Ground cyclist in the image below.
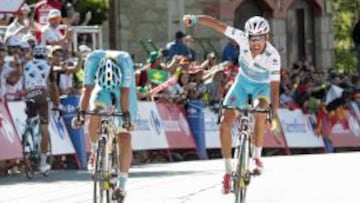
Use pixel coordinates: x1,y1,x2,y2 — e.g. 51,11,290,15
23,45,60,173
72,50,137,199
183,15,280,193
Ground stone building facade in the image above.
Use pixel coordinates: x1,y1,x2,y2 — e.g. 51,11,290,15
103,0,334,70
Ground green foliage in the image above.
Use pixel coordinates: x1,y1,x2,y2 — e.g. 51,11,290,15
332,0,360,73
75,0,109,25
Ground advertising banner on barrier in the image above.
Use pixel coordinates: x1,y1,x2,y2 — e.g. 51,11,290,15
7,101,76,155
156,102,196,149
277,109,324,148
204,108,287,149
132,101,169,150
330,110,360,147
0,102,22,160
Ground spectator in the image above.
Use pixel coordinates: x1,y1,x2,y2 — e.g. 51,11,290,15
4,68,23,101
352,15,360,75
137,51,163,87
41,9,73,48
222,39,239,65
187,66,206,100
204,69,226,112
0,48,6,100
4,4,32,43
166,31,191,61
6,36,22,57
201,52,218,71
184,35,196,61
62,2,92,26
22,33,37,50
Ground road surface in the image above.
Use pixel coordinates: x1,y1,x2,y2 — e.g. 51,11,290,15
1,152,359,203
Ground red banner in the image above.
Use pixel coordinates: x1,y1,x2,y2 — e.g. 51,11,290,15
264,117,288,149
330,111,360,147
156,102,196,149
0,101,22,160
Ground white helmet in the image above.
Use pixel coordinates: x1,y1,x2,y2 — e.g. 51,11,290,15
32,45,49,58
96,58,122,90
244,16,270,36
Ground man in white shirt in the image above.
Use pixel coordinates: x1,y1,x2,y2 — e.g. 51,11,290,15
4,4,32,43
41,9,73,47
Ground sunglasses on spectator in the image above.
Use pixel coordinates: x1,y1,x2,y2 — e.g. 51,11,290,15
248,35,266,41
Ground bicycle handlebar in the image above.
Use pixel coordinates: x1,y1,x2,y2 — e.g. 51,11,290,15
217,105,273,125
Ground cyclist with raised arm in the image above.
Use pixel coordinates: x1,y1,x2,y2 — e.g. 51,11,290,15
183,15,280,194
72,50,137,199
23,45,60,173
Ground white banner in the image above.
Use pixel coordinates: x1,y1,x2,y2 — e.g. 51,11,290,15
204,108,238,149
278,109,324,148
0,0,24,13
7,101,76,155
132,101,169,150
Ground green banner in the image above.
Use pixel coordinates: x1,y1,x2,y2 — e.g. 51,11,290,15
147,69,169,85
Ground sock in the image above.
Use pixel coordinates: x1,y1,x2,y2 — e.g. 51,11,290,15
40,153,47,166
117,172,128,189
253,147,262,159
224,158,232,174
91,142,97,155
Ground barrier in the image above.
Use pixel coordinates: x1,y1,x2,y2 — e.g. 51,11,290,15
156,102,196,149
185,100,207,160
277,109,324,148
60,95,87,169
3,99,360,163
131,101,169,150
0,101,22,160
7,101,76,156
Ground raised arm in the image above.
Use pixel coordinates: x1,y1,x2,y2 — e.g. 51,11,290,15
183,15,228,35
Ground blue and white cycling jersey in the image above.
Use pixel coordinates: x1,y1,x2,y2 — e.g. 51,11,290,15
222,26,281,107
83,50,138,124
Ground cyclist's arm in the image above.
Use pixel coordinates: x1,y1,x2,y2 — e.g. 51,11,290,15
269,52,281,115
79,85,93,111
120,87,129,112
196,15,228,34
120,55,134,113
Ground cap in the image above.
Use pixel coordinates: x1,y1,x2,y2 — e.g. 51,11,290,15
48,9,62,20
20,40,30,49
22,33,36,42
7,36,21,47
79,45,92,57
175,31,185,40
146,51,161,63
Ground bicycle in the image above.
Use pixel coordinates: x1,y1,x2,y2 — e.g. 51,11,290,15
78,110,124,203
217,94,272,203
22,100,58,179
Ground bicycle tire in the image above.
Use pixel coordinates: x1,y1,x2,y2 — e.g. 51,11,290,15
109,139,123,203
94,139,106,203
22,129,35,179
234,133,250,203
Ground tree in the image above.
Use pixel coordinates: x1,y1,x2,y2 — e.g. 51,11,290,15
332,0,360,73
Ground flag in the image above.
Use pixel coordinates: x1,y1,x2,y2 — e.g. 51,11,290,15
325,85,343,105
149,75,179,96
147,69,169,85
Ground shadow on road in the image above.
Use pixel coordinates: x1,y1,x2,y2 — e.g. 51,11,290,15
130,170,200,178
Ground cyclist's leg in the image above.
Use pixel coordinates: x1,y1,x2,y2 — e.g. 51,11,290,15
252,83,271,172
88,88,111,170
114,83,137,195
36,94,51,172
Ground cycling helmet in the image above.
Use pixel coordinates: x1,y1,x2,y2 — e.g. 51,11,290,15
96,57,122,90
244,16,270,36
32,45,49,59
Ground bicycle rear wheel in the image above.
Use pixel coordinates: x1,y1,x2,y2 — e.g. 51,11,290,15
234,133,250,203
109,139,123,203
22,129,35,179
94,139,106,203
41,135,53,177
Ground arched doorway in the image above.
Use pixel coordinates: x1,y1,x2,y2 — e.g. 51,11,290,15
286,0,316,67
233,0,263,29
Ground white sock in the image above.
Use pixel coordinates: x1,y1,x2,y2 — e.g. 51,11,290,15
40,153,47,166
224,158,232,174
117,172,128,189
253,147,262,159
91,142,97,155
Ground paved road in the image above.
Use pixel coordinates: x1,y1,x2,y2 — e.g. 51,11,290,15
1,152,360,203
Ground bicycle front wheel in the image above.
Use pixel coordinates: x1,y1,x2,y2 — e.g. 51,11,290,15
94,139,106,203
234,134,250,203
22,129,35,179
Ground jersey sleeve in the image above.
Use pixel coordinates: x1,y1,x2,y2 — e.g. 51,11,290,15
83,52,101,86
269,51,281,82
224,26,247,47
118,54,134,88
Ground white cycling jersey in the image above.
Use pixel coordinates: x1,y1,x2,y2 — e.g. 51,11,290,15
224,26,281,83
23,59,51,90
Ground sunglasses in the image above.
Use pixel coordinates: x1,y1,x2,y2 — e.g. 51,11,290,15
248,35,266,41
